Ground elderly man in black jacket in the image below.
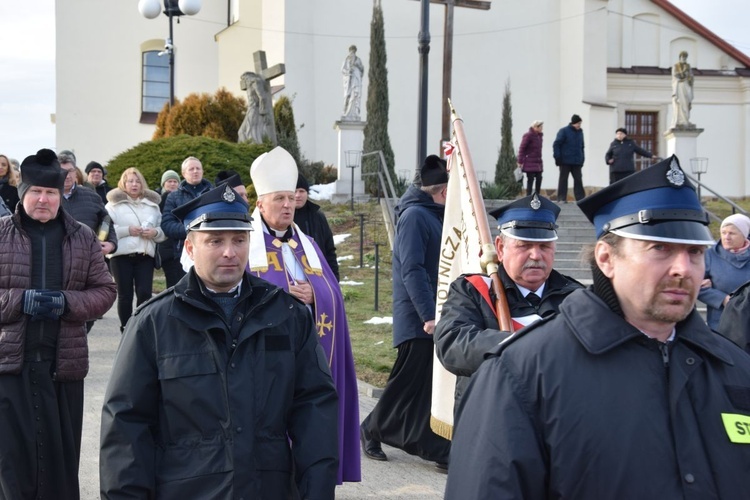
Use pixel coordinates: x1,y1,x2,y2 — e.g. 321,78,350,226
100,185,339,499
293,174,339,281
434,194,582,422
446,157,750,499
604,127,653,184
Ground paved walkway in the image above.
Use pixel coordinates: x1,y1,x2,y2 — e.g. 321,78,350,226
79,306,447,499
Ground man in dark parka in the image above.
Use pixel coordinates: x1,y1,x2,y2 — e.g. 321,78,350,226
293,174,340,281
100,185,339,499
446,156,750,499
360,155,451,468
434,194,582,421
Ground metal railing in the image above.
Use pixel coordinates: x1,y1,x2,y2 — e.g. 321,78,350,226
685,173,748,223
362,150,397,249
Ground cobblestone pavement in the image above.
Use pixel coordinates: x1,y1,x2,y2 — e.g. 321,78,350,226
80,306,447,499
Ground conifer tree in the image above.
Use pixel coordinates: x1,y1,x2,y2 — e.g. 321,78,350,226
362,0,396,196
274,95,302,165
495,79,520,195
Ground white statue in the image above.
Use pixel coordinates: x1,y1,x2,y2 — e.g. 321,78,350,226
671,51,694,128
341,45,364,120
238,71,277,144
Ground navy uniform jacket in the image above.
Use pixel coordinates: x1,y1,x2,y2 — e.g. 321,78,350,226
446,288,750,499
100,271,339,499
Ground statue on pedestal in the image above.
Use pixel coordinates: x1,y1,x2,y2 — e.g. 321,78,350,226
671,51,694,128
341,45,364,121
238,71,277,144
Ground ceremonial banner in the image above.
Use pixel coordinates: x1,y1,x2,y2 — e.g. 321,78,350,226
430,141,488,440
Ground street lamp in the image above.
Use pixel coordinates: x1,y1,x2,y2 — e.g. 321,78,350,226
345,150,362,211
138,0,202,107
689,157,708,202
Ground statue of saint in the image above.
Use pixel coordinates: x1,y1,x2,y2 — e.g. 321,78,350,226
671,51,694,128
341,45,364,120
238,71,277,144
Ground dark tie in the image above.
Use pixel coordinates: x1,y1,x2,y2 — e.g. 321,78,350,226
526,292,541,309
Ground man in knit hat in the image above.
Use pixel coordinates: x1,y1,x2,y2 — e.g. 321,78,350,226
101,184,338,498
85,160,111,204
552,114,586,202
247,146,361,484
293,173,339,280
158,169,180,195
446,156,750,498
0,148,116,499
361,154,452,470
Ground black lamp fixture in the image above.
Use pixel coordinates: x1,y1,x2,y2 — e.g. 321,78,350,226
138,0,202,107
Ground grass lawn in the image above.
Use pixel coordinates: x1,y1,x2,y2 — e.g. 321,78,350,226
152,198,396,388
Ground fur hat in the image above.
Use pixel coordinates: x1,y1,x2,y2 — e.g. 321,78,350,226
419,155,448,187
18,148,67,201
250,147,298,196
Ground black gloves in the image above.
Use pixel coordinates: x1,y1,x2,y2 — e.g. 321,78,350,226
23,289,66,321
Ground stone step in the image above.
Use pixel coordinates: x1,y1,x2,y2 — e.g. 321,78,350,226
556,227,598,238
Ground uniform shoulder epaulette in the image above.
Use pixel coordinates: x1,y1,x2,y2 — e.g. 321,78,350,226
132,287,174,317
486,312,559,358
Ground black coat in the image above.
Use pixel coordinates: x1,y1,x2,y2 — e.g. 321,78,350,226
446,288,750,499
100,271,339,499
605,137,652,173
0,180,19,212
434,268,582,410
160,179,213,254
294,200,339,280
61,184,117,252
717,280,750,352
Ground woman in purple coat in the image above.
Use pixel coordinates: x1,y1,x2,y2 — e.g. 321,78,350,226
517,120,544,196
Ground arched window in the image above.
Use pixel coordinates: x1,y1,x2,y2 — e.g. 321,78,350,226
140,40,169,123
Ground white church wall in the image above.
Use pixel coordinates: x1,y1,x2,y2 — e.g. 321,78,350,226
56,0,224,166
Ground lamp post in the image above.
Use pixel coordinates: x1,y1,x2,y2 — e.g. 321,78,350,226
138,0,202,107
689,157,708,202
345,150,362,211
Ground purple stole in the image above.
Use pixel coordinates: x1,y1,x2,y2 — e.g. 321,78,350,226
248,231,361,483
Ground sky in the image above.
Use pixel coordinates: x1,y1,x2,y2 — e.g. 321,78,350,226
0,0,747,164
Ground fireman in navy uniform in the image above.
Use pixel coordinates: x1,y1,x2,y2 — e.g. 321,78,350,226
446,156,750,499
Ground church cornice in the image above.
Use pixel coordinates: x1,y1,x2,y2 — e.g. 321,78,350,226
651,0,750,68
608,67,750,77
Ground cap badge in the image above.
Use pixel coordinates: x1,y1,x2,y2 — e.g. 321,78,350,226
530,194,541,210
666,157,685,187
222,185,236,202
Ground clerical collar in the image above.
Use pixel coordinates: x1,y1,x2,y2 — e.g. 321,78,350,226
261,216,294,242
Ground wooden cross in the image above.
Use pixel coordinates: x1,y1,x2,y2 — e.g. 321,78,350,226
411,0,491,147
253,50,286,87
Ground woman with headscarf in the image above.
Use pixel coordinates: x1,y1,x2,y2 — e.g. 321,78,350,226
105,167,166,332
698,213,750,331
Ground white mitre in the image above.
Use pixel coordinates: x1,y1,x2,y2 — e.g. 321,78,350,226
248,146,322,272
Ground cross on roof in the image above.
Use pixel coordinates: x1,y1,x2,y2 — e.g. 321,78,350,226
253,50,285,83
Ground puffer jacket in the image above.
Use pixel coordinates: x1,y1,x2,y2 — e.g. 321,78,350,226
105,188,166,258
552,124,585,166
100,271,339,499
0,208,117,380
517,127,543,173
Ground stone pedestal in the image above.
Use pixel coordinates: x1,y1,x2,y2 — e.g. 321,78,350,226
664,126,704,167
332,119,366,204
